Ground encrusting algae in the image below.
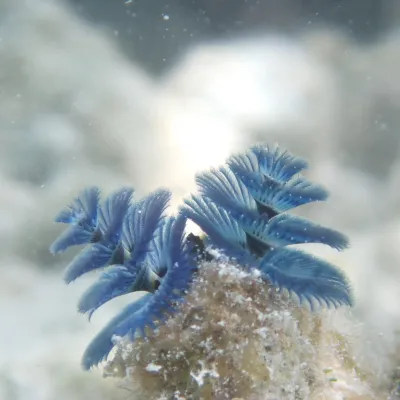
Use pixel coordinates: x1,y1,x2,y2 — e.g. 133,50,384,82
105,261,379,400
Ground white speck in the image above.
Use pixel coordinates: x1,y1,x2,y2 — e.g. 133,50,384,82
190,361,219,386
255,327,269,339
40,184,45,188
163,14,170,21
111,334,124,345
145,362,163,373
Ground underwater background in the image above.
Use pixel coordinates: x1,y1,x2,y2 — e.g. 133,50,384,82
1,0,400,398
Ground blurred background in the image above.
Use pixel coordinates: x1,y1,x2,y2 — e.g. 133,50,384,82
1,0,400,398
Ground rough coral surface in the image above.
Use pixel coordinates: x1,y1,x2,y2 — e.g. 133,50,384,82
105,261,377,400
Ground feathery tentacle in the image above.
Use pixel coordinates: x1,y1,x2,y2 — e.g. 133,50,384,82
180,195,254,262
63,243,121,283
146,217,175,277
249,144,309,182
96,187,134,246
227,211,349,254
112,215,197,341
195,166,257,215
50,225,96,255
258,247,353,309
265,213,349,251
81,293,153,370
77,189,171,315
63,188,133,283
54,186,100,226
229,164,328,214
122,188,171,265
78,265,138,319
81,215,197,370
49,186,100,254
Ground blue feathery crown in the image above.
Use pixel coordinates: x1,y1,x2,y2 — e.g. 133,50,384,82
50,144,353,370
